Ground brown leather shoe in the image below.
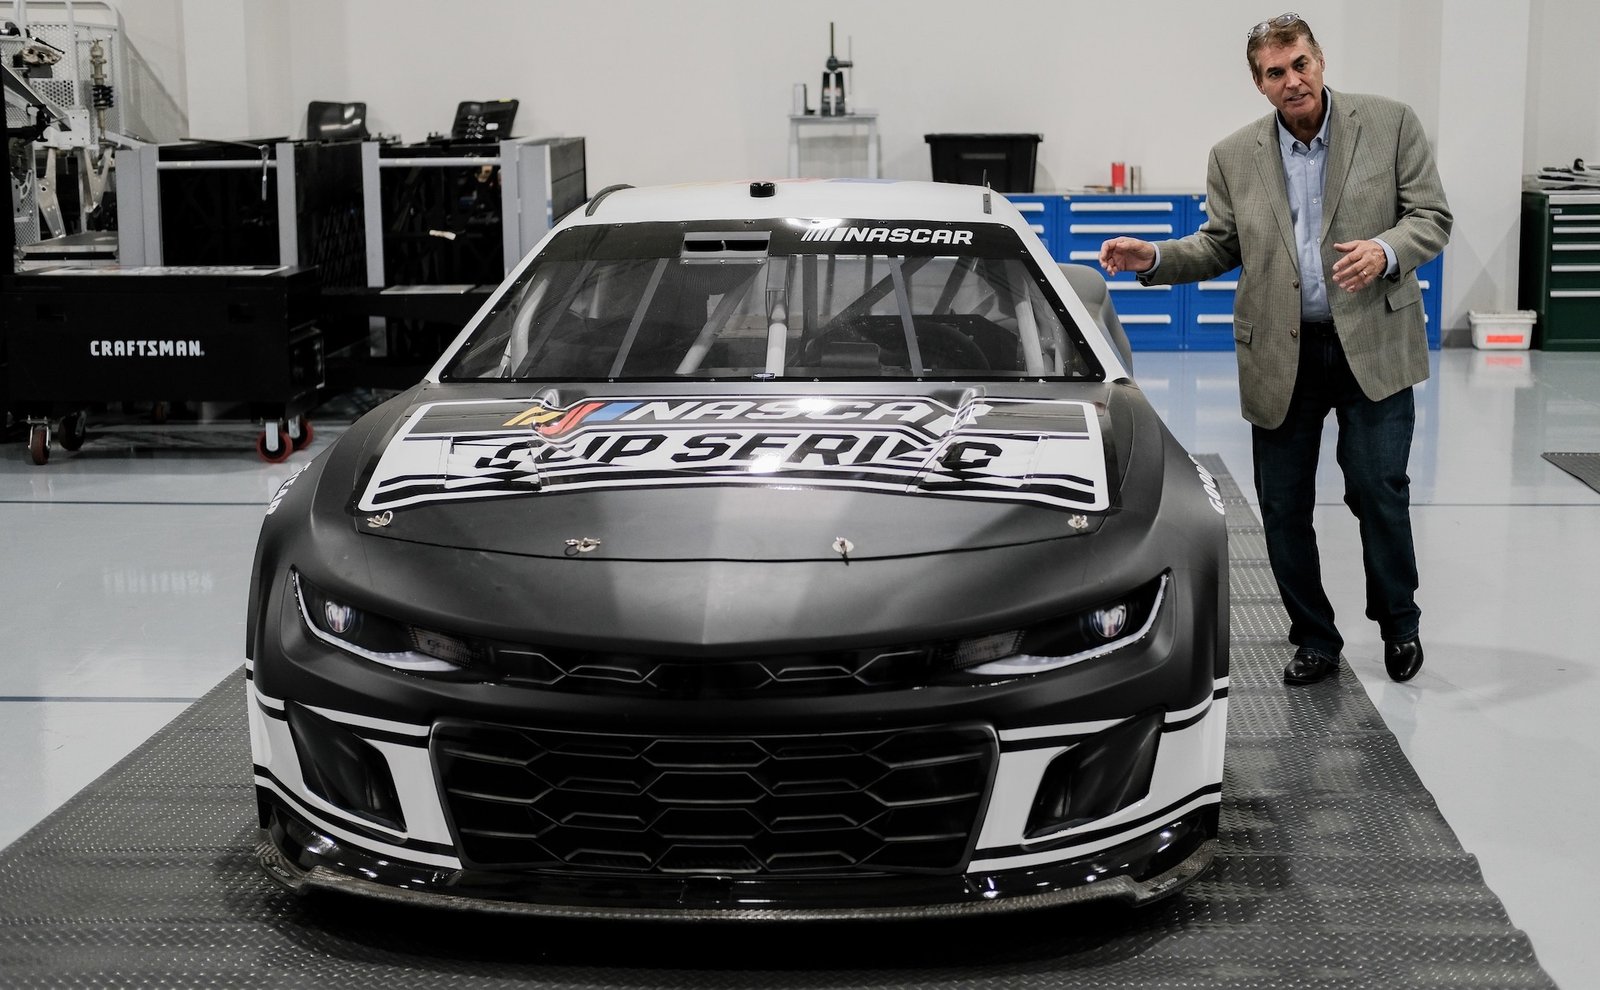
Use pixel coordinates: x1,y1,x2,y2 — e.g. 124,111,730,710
1283,647,1341,685
1384,637,1424,682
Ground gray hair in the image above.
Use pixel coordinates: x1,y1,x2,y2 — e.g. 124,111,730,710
1247,15,1323,81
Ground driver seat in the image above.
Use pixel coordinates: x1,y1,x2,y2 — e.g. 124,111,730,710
1059,263,1134,373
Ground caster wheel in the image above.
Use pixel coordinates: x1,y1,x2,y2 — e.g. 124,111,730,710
289,418,314,451
256,422,294,464
28,425,50,465
58,411,88,452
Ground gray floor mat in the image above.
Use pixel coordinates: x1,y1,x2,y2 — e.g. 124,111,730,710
1542,451,1600,495
0,455,1556,989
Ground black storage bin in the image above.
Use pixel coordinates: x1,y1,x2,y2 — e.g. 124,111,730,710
925,133,1042,192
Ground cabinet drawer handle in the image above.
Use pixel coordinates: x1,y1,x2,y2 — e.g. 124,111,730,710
1553,227,1600,234
1551,264,1600,272
1552,289,1600,297
1552,244,1600,251
1120,315,1173,325
1067,202,1174,213
1030,224,1046,234
1068,250,1099,261
1070,224,1173,234
1012,202,1046,213
1107,282,1173,291
1195,314,1234,325
1198,281,1238,291
1418,280,1431,290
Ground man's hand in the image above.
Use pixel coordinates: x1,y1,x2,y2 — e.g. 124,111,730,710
1332,239,1386,293
1099,237,1156,276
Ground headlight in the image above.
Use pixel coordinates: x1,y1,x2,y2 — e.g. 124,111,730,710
291,570,482,673
956,573,1168,677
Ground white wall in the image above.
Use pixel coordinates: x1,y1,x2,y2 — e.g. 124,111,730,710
242,0,292,144
258,0,1433,192
177,0,248,140
1524,0,1600,172
1436,2,1531,322
89,0,1600,330
106,0,186,119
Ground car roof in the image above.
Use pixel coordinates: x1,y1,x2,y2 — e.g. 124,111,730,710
568,178,1022,227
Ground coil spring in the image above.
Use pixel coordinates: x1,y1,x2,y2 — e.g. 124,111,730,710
92,84,114,110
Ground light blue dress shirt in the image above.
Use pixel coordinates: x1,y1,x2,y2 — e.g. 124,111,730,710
1279,98,1333,321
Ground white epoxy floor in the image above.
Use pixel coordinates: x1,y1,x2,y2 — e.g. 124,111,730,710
1,348,1595,987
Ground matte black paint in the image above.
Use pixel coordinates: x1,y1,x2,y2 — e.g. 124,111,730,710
249,371,1227,915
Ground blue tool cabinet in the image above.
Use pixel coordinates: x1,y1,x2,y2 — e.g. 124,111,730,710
1009,191,1443,350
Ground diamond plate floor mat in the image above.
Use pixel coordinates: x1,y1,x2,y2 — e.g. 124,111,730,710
1542,451,1600,495
0,457,1557,989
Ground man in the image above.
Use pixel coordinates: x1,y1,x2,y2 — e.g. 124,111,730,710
1099,13,1451,686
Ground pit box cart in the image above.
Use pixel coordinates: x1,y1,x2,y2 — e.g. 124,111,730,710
2,264,324,464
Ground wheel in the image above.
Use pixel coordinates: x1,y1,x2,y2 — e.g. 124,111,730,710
256,422,294,464
288,417,314,451
58,411,88,452
28,425,50,465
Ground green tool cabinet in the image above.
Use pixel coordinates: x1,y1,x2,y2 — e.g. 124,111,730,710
1008,191,1442,351
1519,184,1600,351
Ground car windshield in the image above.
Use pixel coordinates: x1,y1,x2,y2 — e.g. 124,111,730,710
439,219,1102,382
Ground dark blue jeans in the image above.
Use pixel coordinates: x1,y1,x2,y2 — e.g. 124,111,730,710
1251,327,1420,657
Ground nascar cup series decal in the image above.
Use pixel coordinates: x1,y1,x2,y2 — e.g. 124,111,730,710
356,395,1110,513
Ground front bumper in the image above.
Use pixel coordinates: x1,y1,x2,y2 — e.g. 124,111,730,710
246,659,1227,917
247,512,1228,916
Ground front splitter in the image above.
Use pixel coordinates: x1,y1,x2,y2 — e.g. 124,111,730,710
259,803,1218,922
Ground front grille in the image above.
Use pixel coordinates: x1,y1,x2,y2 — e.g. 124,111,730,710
491,644,946,698
432,721,996,875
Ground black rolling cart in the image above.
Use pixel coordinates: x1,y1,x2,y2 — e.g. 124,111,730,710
1,129,365,465
2,264,323,464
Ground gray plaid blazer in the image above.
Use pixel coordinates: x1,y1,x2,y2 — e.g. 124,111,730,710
1141,89,1452,429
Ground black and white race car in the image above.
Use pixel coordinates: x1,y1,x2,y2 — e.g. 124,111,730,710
247,178,1229,920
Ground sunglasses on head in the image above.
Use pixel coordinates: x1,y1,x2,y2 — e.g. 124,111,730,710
1247,12,1302,38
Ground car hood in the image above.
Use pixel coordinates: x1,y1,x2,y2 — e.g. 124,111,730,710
340,384,1144,561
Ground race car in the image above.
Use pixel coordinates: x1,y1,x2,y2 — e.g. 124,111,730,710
246,177,1229,920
